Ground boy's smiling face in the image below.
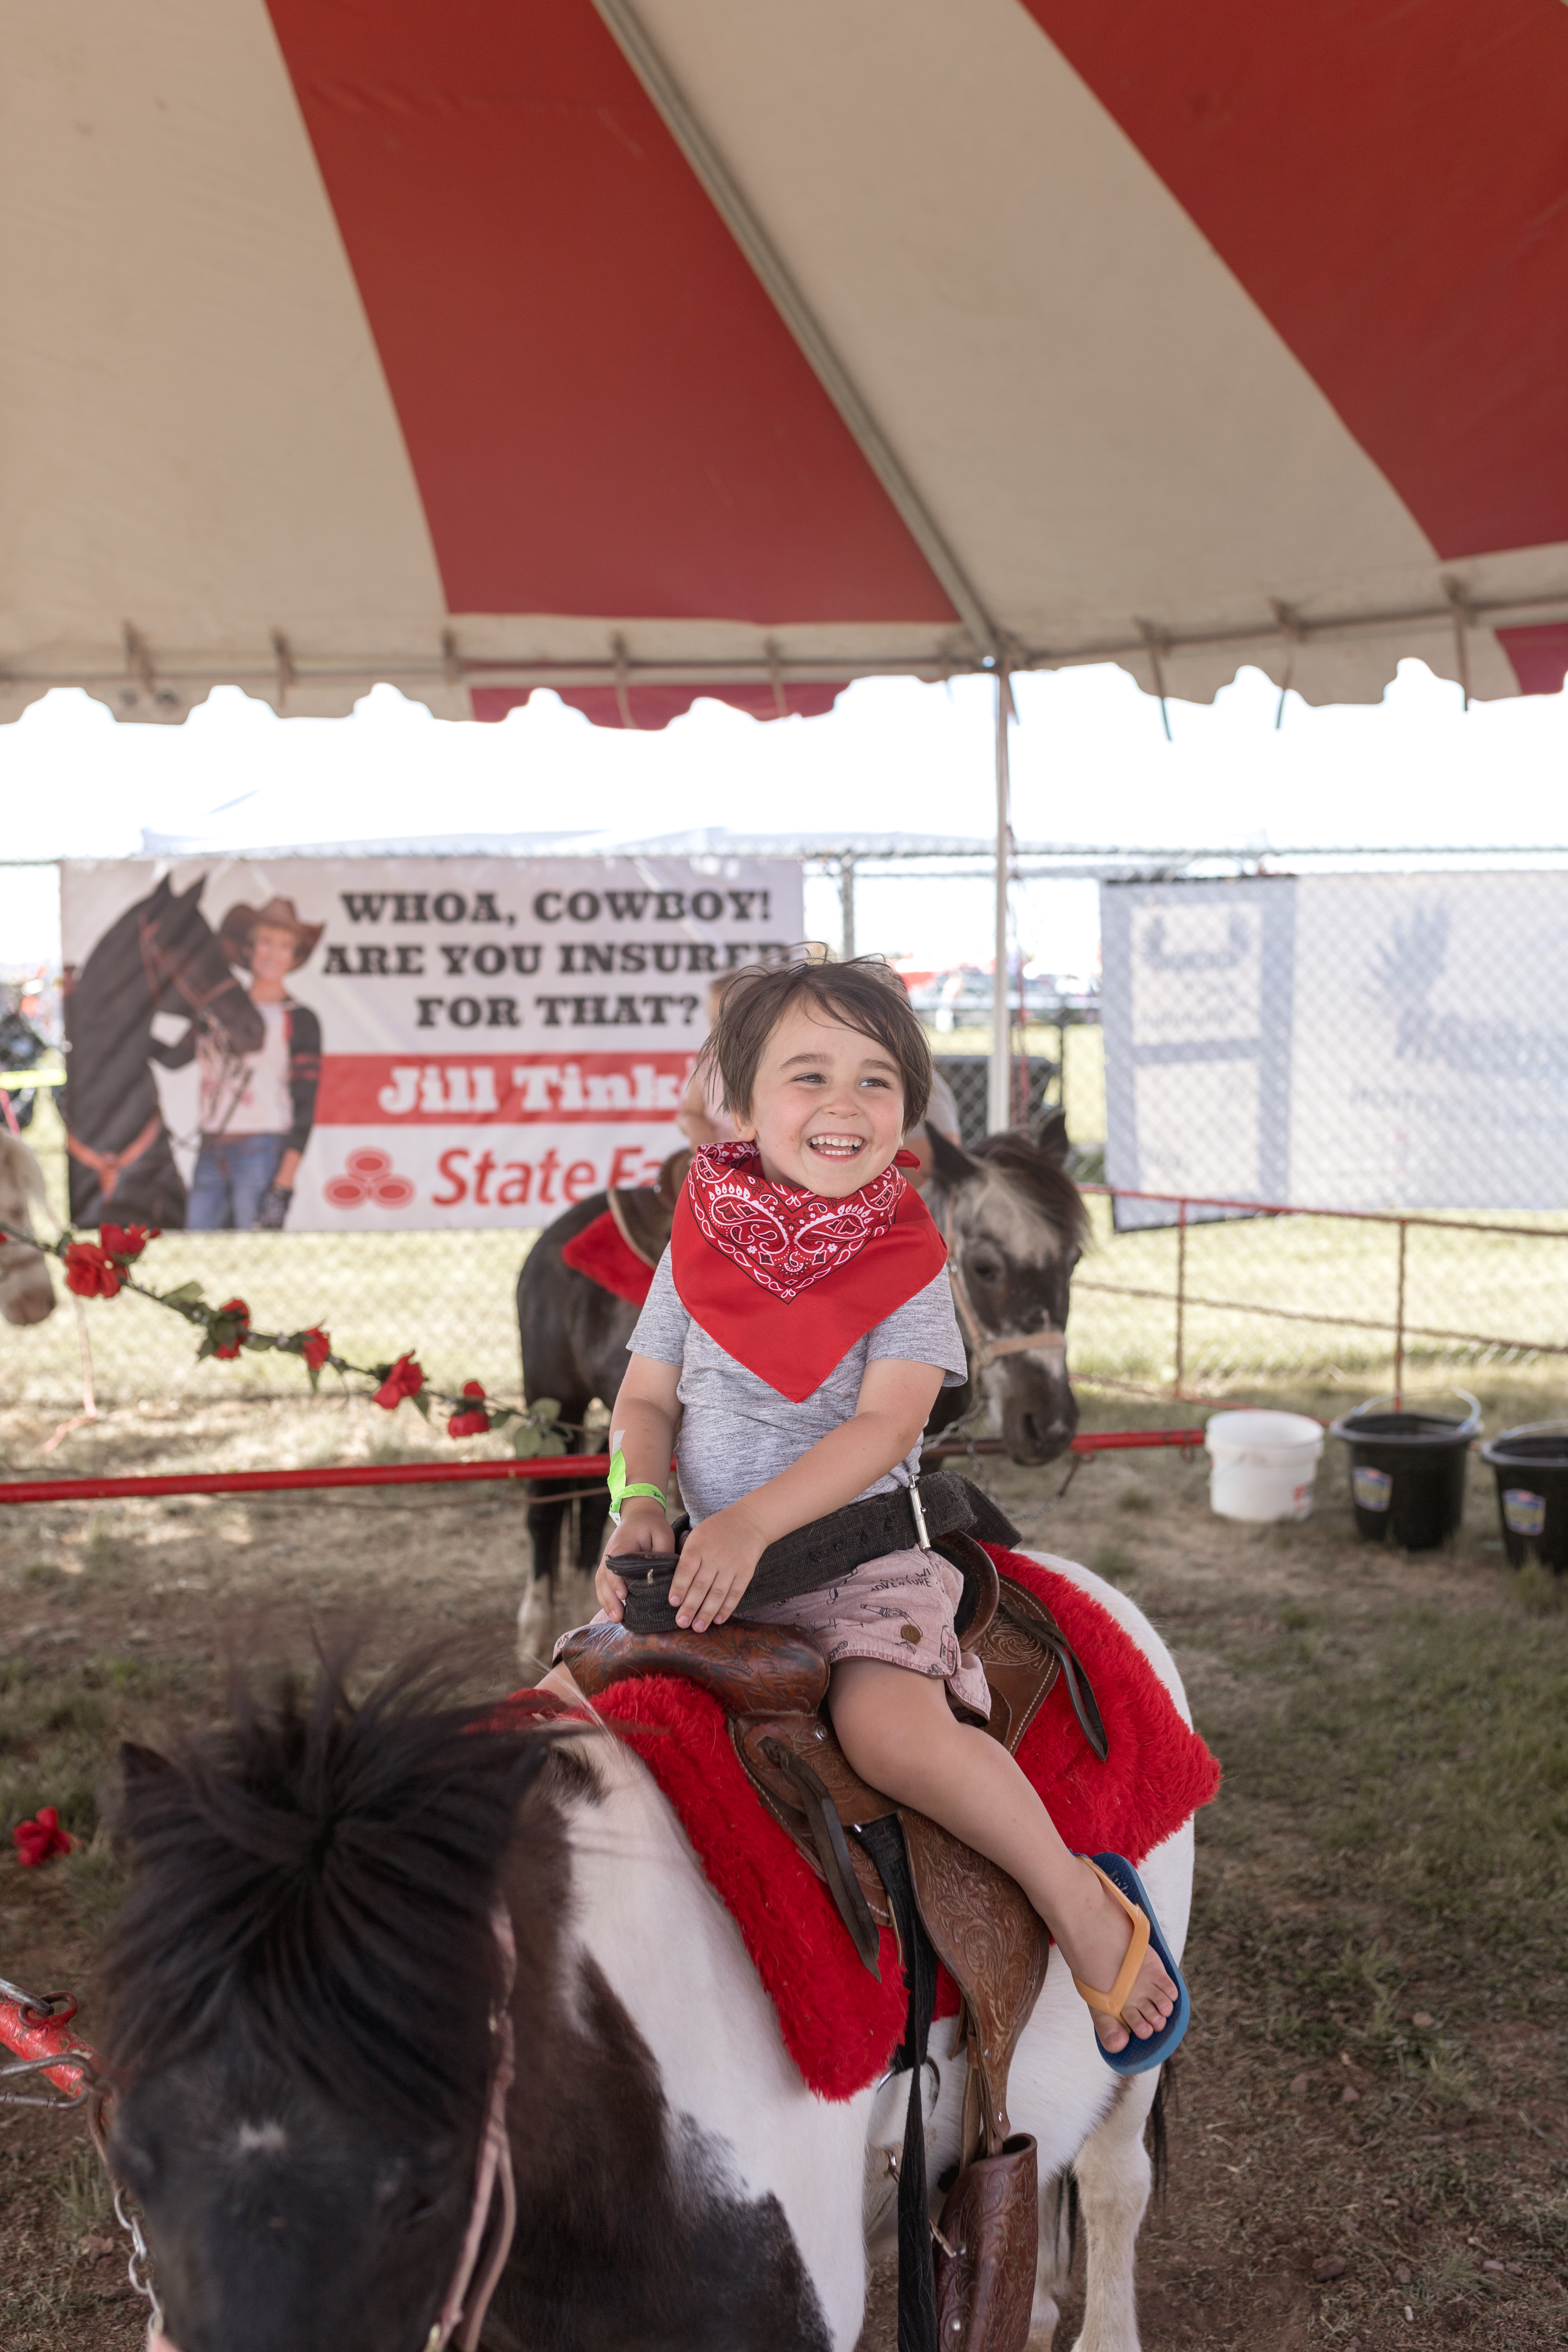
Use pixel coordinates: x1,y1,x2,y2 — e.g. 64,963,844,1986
735,1002,906,1196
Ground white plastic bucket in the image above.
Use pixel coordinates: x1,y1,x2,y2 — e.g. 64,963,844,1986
1205,1410,1324,1523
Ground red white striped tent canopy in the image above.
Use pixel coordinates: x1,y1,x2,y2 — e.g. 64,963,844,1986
6,0,1568,730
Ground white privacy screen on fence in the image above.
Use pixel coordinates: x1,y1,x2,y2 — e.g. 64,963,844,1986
1100,871,1568,1222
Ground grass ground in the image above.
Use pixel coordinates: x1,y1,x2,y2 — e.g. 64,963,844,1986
0,1393,1564,2348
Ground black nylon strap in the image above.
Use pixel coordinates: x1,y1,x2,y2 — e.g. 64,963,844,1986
857,1815,939,2352
619,1473,1019,1632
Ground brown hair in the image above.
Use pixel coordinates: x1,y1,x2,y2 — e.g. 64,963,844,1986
701,956,932,1130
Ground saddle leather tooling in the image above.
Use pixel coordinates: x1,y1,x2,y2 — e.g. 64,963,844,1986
559,1512,1109,2352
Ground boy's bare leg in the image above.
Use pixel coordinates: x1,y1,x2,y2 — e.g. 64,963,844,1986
830,1658,1176,2053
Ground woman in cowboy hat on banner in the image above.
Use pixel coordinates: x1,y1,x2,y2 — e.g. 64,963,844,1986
155,896,323,1230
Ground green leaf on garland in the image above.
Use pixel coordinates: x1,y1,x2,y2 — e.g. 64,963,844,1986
160,1280,206,1309
410,1387,431,1420
306,1361,322,1396
511,1417,567,1459
531,1396,563,1421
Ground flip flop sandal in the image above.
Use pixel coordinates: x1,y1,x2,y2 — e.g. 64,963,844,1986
1071,1851,1191,2078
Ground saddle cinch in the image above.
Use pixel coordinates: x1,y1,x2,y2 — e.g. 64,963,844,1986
558,1476,1109,2352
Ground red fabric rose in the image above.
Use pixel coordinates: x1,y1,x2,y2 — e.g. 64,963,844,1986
211,1298,251,1360
447,1380,490,1438
63,1242,123,1300
100,1222,158,1261
374,1354,424,1410
299,1326,331,1371
13,1807,74,1867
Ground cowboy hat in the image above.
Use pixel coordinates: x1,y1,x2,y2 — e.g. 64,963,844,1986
218,896,324,972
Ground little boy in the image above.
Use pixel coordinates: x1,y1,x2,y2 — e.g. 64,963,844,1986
562,956,1179,2057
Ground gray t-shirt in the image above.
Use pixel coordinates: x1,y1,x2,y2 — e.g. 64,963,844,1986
628,1250,968,1522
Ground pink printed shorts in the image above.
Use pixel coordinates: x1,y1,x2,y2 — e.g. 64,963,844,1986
743,1545,992,1719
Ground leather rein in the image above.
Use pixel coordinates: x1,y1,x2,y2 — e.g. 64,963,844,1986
943,1200,1066,1372
423,1903,519,2352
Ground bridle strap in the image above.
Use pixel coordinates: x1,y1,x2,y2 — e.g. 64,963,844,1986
427,1903,518,2352
943,1199,1066,1374
65,1116,163,1201
137,916,238,1024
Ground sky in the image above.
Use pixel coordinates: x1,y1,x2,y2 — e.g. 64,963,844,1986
2,655,1566,980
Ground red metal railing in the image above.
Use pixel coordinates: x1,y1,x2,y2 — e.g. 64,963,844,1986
1080,1183,1568,1404
0,1427,1205,1507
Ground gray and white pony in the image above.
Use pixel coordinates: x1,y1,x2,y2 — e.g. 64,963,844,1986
102,1568,1189,2352
0,1133,57,1325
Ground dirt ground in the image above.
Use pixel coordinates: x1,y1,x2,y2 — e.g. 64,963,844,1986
0,1390,1565,2348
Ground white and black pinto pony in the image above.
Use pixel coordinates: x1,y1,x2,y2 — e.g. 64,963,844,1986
101,1571,1190,2352
514,1119,1087,1661
0,1132,57,1325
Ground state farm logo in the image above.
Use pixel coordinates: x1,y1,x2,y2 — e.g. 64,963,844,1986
324,1147,416,1210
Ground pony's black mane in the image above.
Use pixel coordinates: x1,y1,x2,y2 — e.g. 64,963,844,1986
100,1646,553,2132
971,1130,1090,1254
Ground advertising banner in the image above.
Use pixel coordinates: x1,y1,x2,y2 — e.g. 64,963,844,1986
1101,871,1568,1219
59,856,802,1230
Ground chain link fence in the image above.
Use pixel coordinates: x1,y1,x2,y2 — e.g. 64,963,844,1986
13,1085,1568,1429
8,861,1568,1433
9,1089,535,1412
1068,1188,1568,1415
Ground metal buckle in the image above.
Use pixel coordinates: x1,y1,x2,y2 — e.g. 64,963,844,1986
908,1482,933,1552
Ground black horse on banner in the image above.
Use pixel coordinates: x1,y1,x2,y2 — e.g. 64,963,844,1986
63,876,265,1229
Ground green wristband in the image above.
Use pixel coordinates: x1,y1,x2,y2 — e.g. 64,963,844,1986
607,1449,667,1521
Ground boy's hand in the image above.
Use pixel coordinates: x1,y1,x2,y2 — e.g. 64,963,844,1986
596,1496,673,1622
670,1504,765,1632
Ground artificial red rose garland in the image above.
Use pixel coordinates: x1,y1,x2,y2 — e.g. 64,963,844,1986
13,1807,74,1867
447,1380,492,1438
61,1222,159,1301
6,1222,568,1457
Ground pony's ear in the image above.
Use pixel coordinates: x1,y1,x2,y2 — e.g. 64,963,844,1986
177,874,207,905
1031,1106,1070,1163
118,1740,175,1788
926,1123,980,1189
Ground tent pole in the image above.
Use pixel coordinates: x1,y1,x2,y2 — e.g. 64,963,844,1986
838,853,856,960
988,672,1013,1135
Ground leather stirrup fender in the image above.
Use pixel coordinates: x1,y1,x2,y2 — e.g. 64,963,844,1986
990,1573,1109,1761
756,1738,883,1978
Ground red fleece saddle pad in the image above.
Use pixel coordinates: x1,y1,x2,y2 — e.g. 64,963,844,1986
510,1547,1220,2102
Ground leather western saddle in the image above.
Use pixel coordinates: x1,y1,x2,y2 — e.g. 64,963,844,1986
558,1521,1107,2352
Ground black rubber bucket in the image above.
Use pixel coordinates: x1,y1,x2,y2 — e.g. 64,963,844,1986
1478,1424,1568,1571
1328,1392,1481,1551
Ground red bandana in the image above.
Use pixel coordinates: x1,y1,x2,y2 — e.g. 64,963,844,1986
670,1141,947,1401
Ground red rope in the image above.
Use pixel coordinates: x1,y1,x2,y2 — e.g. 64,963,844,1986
0,1430,1204,1507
